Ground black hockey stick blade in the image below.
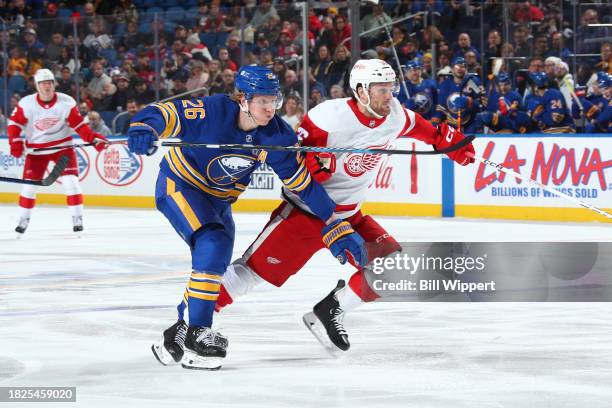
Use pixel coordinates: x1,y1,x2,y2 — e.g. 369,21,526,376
161,135,476,156
0,155,69,186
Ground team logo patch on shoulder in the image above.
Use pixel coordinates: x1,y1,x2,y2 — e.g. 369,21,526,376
207,154,256,185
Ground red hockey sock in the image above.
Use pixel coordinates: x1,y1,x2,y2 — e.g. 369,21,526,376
348,270,380,302
214,285,234,312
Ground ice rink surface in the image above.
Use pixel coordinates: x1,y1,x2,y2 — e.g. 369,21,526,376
1,204,611,408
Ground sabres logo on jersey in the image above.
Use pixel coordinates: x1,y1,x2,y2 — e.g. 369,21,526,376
206,154,257,185
446,92,463,114
413,92,433,114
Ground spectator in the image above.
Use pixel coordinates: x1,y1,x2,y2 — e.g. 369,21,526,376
21,28,45,60
171,73,189,97
186,61,209,92
544,56,561,87
132,78,155,105
218,47,238,71
528,56,544,73
312,45,333,91
280,94,301,129
484,29,502,62
226,35,243,66
329,84,345,99
376,26,413,65
555,61,575,110
206,59,222,89
277,29,299,59
258,15,281,45
113,0,139,27
360,4,392,49
281,69,301,99
58,47,80,75
38,3,65,39
576,9,610,60
452,32,480,61
548,31,572,61
253,32,274,57
56,67,73,95
512,1,544,23
465,50,481,76
332,15,352,51
119,99,139,135
111,72,131,111
46,33,66,63
309,84,326,108
209,68,235,95
8,47,27,77
88,111,112,137
249,0,279,30
595,42,612,74
87,62,112,105
316,17,335,51
121,20,143,50
512,25,533,63
533,35,550,58
327,44,351,92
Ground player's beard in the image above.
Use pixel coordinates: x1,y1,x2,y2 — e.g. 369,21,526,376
372,101,391,117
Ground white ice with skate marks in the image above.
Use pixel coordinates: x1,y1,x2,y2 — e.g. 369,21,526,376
0,205,611,407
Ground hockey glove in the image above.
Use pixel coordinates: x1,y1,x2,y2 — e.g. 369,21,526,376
305,152,336,183
91,133,109,152
9,139,24,158
321,219,367,267
436,123,475,166
127,123,159,156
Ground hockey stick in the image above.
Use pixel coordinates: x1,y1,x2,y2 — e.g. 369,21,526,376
32,139,127,152
160,135,475,156
466,152,612,219
0,154,69,186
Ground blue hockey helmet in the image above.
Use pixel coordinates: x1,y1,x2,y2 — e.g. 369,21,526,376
451,56,466,67
413,92,432,114
596,71,611,89
496,73,511,84
405,59,422,71
529,71,548,88
235,65,283,108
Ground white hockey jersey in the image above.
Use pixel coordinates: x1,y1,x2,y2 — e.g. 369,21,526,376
7,92,89,155
285,97,442,218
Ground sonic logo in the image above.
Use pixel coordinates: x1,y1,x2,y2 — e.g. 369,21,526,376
96,144,143,186
34,117,61,131
207,154,256,185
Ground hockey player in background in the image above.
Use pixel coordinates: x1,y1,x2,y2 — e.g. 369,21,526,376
152,59,475,359
434,57,482,133
525,71,575,133
7,68,109,235
475,73,531,133
573,72,612,133
397,60,438,120
127,65,367,370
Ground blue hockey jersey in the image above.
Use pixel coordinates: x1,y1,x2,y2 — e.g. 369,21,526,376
130,94,335,220
525,88,574,133
434,75,482,128
397,79,438,119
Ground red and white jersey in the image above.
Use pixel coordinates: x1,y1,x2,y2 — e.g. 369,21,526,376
7,92,88,155
286,97,440,218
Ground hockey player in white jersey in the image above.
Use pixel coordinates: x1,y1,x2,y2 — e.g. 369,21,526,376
7,69,109,235
153,59,475,361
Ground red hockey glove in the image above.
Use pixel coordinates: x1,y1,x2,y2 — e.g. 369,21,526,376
305,152,336,183
436,123,475,166
10,139,24,158
91,133,109,152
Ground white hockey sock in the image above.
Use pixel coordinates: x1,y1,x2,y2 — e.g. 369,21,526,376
337,284,364,313
222,258,265,301
68,204,84,217
60,175,84,217
18,184,37,219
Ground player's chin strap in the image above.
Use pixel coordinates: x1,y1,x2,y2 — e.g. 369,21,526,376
352,87,383,119
239,99,263,128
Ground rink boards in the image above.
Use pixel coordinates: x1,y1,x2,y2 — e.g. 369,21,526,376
0,134,610,223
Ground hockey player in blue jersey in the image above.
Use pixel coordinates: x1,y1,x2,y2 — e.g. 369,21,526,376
126,65,367,370
475,73,531,133
433,57,482,133
397,60,438,119
584,72,612,133
525,71,575,133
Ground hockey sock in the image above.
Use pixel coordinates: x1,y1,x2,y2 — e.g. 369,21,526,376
217,260,264,312
346,270,380,307
18,184,37,218
177,288,188,320
61,175,83,217
187,270,222,327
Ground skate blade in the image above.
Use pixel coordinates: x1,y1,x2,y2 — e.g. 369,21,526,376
181,349,223,370
151,336,179,366
302,312,344,358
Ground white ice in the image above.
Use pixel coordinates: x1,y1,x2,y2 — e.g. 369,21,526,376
1,204,611,408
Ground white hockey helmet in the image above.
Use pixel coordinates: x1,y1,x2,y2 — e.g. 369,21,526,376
34,69,56,93
349,59,397,118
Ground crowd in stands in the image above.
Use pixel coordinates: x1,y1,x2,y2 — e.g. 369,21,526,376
0,0,610,135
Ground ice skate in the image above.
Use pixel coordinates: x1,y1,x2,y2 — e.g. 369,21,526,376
72,215,83,234
15,217,30,237
303,279,350,354
151,319,188,366
181,326,228,370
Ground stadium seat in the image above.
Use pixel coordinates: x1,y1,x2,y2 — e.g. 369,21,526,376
165,6,184,22
99,111,118,129
57,8,73,23
144,7,164,23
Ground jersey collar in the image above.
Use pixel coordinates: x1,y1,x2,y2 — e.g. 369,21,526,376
347,99,387,128
36,93,58,109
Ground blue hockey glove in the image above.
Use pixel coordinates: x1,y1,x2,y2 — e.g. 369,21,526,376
127,122,159,156
321,219,367,267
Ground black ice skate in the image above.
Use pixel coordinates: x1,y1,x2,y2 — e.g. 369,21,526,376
181,326,228,370
15,217,30,236
72,216,83,233
303,279,350,354
151,319,188,366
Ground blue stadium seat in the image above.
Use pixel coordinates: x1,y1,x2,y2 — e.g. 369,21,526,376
57,8,73,23
144,7,164,23
8,75,26,94
99,111,118,129
165,6,184,22
216,32,230,49
114,114,131,136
